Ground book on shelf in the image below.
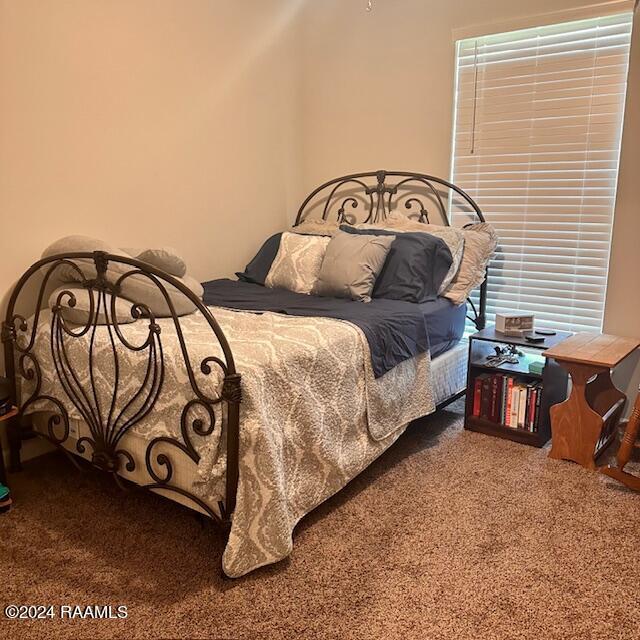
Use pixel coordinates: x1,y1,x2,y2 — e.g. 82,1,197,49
471,372,543,432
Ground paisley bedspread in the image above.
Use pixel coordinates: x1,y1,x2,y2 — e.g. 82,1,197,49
21,306,435,577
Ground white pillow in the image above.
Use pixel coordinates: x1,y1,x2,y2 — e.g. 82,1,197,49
265,232,330,294
442,223,497,305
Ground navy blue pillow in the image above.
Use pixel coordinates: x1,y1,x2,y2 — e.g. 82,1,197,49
236,233,282,285
340,225,453,303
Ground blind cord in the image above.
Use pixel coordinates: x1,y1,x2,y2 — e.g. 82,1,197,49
470,40,479,155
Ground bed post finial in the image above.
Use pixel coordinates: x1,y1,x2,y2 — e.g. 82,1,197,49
92,250,109,281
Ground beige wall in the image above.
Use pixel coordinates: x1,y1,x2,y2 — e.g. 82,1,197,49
297,0,593,191
0,0,303,299
0,0,304,463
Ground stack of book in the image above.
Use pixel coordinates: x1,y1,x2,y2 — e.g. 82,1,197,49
471,373,542,432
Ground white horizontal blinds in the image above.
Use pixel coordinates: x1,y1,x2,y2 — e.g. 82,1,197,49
451,13,633,332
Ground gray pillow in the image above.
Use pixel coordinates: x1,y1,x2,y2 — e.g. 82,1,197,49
41,235,131,284
120,273,204,317
48,286,136,326
41,236,203,317
313,230,395,302
135,247,187,278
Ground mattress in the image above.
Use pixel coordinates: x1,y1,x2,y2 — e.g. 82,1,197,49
431,341,468,405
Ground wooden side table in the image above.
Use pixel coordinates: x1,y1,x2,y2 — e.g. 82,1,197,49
543,333,640,470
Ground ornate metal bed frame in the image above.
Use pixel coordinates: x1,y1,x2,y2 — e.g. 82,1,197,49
2,169,487,551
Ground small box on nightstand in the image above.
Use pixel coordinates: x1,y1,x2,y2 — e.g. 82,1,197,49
495,312,535,336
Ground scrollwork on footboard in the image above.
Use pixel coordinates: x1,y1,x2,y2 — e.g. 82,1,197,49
1,251,240,526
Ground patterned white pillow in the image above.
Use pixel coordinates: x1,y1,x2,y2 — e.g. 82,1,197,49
265,232,330,294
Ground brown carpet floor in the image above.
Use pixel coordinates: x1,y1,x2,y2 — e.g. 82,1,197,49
2,400,640,640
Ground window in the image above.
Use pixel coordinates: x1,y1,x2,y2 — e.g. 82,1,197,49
451,13,633,332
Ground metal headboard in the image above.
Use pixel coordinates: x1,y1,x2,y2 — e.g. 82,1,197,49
295,169,488,330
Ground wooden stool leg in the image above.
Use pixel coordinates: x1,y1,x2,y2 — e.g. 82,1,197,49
617,401,640,470
601,389,640,491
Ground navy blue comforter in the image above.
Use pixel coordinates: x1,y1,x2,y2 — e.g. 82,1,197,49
202,279,466,378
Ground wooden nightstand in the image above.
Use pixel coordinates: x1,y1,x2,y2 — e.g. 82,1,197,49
543,333,640,470
464,327,572,447
0,406,18,486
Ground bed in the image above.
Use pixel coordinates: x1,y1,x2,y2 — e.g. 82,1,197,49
2,170,489,577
